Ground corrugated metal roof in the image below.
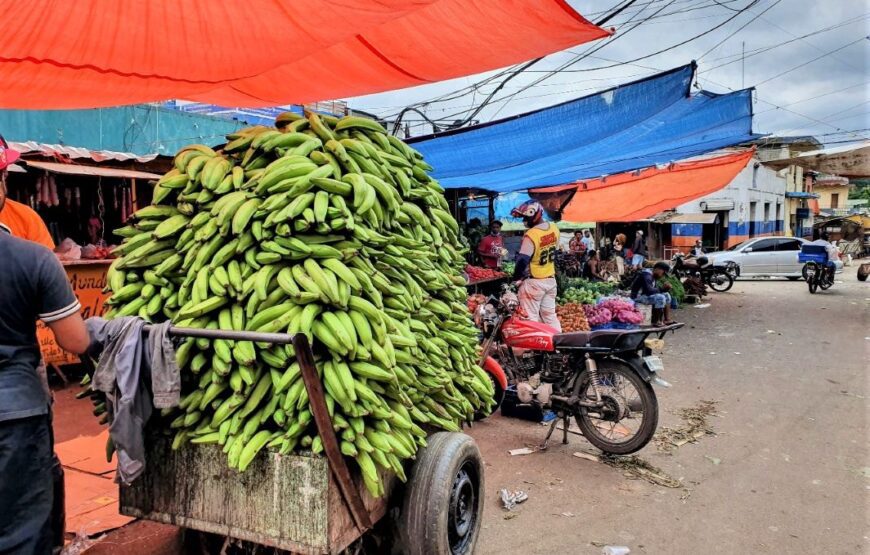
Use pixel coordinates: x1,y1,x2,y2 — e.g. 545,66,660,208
24,160,161,180
10,141,158,163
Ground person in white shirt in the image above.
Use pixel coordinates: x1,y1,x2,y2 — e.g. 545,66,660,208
809,232,839,279
580,229,595,252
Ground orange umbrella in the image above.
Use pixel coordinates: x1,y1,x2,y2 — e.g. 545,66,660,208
0,0,608,108
534,149,755,222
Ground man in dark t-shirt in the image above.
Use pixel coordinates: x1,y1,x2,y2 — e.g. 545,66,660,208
1,154,90,553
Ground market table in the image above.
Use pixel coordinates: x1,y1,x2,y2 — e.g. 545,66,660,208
38,258,111,370
465,274,509,296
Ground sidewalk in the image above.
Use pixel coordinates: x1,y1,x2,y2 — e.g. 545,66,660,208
52,384,180,553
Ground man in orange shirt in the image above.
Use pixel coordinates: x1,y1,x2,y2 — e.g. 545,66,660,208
0,137,55,249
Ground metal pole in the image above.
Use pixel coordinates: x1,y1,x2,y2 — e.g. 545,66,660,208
143,324,294,344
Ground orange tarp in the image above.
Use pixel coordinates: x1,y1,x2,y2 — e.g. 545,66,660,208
0,0,609,109
541,149,754,222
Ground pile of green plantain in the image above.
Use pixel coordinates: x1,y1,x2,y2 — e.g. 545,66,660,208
100,111,493,496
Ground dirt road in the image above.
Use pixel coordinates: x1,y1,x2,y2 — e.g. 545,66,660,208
471,270,869,554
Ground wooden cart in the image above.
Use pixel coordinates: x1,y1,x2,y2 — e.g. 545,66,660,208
115,326,485,555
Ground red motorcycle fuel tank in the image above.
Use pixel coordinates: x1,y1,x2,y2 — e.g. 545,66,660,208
501,316,558,351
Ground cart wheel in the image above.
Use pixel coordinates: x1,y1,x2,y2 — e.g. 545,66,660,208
396,432,484,555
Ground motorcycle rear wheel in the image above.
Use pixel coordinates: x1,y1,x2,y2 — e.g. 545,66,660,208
573,361,658,455
707,271,734,292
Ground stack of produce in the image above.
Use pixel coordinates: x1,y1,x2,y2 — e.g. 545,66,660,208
597,297,644,326
556,303,591,332
658,275,685,304
501,261,516,276
464,264,507,282
466,293,487,314
583,304,612,327
100,112,493,496
583,297,644,328
557,277,615,305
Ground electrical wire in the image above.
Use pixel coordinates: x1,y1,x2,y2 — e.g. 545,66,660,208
696,0,783,61
698,14,869,72
753,36,868,86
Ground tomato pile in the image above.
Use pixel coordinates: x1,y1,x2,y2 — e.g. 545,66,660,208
556,302,591,332
465,264,507,282
466,293,487,313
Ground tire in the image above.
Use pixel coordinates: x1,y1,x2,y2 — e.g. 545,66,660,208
396,432,485,555
802,264,810,281
807,265,818,294
859,267,868,282
574,360,658,455
706,271,734,292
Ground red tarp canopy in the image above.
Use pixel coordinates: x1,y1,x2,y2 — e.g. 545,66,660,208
532,149,754,222
0,0,609,109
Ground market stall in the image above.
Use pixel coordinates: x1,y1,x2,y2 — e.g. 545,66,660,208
3,143,166,366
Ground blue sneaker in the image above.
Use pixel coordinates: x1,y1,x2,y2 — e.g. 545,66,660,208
541,410,557,423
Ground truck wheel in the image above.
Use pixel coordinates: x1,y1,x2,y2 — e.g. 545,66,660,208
396,432,484,555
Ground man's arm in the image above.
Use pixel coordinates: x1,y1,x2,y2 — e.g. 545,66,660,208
642,272,661,295
38,250,90,354
513,236,535,280
46,313,89,354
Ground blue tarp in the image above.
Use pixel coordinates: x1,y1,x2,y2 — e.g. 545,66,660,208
410,64,757,193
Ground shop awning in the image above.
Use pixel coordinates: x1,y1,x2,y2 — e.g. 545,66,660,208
785,191,820,199
24,160,161,180
11,141,159,163
665,213,718,224
538,149,754,223
0,1,609,109
411,64,757,193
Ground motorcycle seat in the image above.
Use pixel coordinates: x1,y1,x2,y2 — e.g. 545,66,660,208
553,329,626,349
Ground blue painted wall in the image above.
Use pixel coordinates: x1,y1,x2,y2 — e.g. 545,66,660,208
0,105,246,155
728,220,783,238
672,223,703,236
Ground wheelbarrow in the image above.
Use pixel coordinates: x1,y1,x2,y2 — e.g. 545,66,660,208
118,326,485,554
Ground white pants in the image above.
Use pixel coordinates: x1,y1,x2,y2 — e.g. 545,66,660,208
519,277,561,332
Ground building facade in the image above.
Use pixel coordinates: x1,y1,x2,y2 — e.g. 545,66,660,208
671,157,787,250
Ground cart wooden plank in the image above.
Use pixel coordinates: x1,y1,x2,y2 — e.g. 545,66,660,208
119,435,393,554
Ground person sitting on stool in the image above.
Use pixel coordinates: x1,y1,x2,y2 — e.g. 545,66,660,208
630,261,675,326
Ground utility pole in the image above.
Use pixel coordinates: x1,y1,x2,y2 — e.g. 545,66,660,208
742,41,745,89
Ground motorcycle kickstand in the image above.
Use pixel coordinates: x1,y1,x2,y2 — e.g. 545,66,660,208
540,416,561,451
561,416,570,445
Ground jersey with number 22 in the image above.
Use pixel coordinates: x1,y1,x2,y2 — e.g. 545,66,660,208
525,223,559,279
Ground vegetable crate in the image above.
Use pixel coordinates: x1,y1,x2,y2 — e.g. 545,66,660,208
117,325,485,555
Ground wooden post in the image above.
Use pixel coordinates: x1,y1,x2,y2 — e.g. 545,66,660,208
293,334,373,534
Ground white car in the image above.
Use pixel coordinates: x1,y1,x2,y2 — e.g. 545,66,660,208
706,236,842,279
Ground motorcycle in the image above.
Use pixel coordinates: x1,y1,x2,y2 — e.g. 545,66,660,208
803,261,834,293
799,244,835,294
475,286,682,455
671,253,734,292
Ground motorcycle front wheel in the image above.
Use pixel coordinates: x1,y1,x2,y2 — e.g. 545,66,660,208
706,270,734,292
573,360,658,455
805,263,818,293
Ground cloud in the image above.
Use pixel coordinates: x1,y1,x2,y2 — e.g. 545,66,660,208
346,0,869,145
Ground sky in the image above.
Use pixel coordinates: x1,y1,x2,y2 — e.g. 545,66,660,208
343,0,869,146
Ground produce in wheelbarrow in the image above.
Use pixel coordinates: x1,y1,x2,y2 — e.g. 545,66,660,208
99,112,494,496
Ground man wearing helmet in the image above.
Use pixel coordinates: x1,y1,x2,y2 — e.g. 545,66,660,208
510,201,561,332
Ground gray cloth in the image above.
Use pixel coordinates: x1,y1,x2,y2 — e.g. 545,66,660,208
85,317,180,485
